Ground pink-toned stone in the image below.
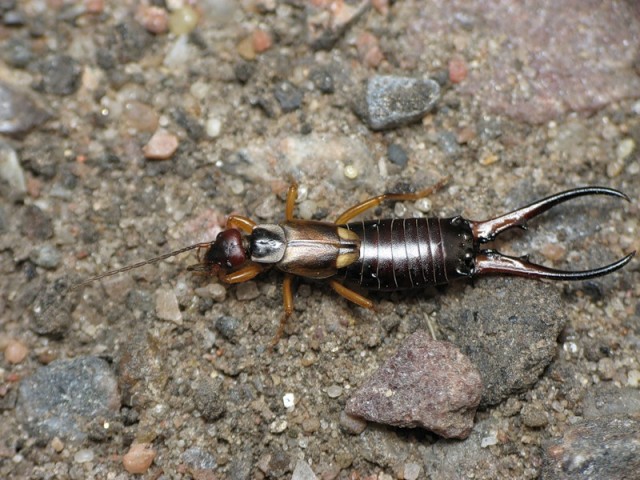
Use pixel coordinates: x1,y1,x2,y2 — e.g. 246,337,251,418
142,129,179,160
449,56,468,84
356,32,384,68
4,340,28,364
135,5,169,35
252,29,273,53
345,331,483,439
123,443,156,474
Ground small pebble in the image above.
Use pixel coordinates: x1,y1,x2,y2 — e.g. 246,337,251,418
414,197,432,213
123,443,156,474
237,35,256,60
155,288,183,324
206,116,222,138
51,437,64,453
403,463,422,480
438,131,461,157
616,138,635,160
215,315,240,342
344,165,358,179
448,56,468,83
31,244,62,269
0,81,50,135
181,447,217,475
84,0,104,14
74,449,94,463
164,34,191,68
597,357,615,380
235,281,260,301
291,459,318,480
326,385,343,398
628,369,640,387
339,411,367,435
353,75,440,131
481,431,499,447
168,6,199,35
124,101,159,133
274,81,304,113
252,29,273,53
302,417,320,433
479,152,499,166
0,141,27,196
521,404,548,428
387,143,409,167
229,178,245,195
209,284,227,302
269,419,288,433
135,5,169,34
283,393,295,409
35,54,82,96
143,129,179,160
541,243,566,262
4,340,28,364
356,32,384,68
310,69,334,94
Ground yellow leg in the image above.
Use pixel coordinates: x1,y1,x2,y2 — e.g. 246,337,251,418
227,215,256,234
285,184,298,221
271,274,294,347
221,263,264,284
335,177,449,224
329,280,374,310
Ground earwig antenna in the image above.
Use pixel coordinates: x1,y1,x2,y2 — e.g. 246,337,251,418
69,241,214,291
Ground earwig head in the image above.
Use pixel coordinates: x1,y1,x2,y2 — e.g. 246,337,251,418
203,228,248,271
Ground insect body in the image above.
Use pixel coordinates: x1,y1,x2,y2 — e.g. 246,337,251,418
73,182,635,343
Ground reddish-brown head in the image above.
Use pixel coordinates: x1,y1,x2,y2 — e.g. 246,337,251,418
203,228,247,271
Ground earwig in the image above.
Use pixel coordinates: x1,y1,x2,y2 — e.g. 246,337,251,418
65,182,635,344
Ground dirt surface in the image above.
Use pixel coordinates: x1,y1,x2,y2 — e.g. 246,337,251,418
1,1,639,479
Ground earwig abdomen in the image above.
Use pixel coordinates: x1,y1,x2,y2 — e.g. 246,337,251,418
341,217,474,290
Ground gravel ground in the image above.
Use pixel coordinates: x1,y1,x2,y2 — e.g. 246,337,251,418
1,1,639,479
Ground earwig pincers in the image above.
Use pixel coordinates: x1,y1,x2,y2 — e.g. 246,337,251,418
68,183,635,344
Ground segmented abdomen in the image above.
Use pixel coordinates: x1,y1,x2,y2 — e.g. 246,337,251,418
341,218,452,290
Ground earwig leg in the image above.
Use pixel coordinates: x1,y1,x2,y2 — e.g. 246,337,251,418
335,177,449,224
329,280,374,310
221,264,264,284
227,215,257,234
285,184,299,221
270,274,294,347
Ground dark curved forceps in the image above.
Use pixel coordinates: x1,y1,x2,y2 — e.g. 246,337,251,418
469,187,635,280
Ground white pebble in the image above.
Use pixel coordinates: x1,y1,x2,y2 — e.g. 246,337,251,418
269,418,288,433
283,392,295,409
627,369,640,387
74,449,95,463
155,288,183,325
291,459,318,480
326,385,343,398
414,197,432,213
0,143,26,195
235,281,260,301
480,432,498,448
616,138,635,160
230,178,244,195
206,116,222,138
344,164,358,179
394,202,407,217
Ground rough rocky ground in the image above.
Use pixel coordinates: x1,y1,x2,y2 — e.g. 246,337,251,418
1,1,639,479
